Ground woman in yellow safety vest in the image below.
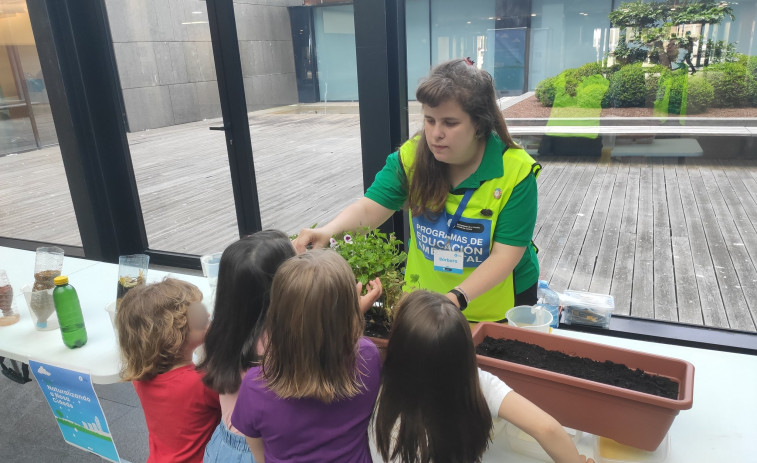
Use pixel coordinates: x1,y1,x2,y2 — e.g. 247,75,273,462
294,58,541,322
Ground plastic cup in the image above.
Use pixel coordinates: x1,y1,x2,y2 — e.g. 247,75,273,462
200,252,222,310
117,254,149,309
200,252,223,288
506,305,554,333
105,301,117,335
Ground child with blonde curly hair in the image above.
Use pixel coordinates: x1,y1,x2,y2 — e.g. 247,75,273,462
117,278,220,463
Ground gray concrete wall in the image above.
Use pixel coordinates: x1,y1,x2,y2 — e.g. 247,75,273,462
105,0,299,132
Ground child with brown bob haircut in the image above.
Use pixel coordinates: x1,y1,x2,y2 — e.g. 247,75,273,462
117,278,220,463
231,249,382,463
372,290,593,463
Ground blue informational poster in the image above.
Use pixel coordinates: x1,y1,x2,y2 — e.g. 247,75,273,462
29,360,120,462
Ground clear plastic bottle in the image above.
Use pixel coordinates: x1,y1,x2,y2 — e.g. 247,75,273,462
52,276,88,348
536,280,560,328
0,269,20,326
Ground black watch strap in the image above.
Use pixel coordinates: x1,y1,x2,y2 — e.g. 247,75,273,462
449,289,468,310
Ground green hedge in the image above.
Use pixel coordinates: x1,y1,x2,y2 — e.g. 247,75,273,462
747,56,757,106
535,57,757,110
535,76,557,107
576,75,610,108
604,63,646,108
702,62,751,108
645,65,670,108
686,74,715,114
534,62,606,107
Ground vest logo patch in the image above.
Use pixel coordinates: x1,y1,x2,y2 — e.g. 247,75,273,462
414,214,492,268
493,188,502,199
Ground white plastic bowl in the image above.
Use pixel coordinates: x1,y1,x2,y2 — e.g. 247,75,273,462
505,305,553,333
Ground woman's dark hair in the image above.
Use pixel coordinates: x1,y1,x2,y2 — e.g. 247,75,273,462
409,58,520,217
198,230,295,394
374,290,492,463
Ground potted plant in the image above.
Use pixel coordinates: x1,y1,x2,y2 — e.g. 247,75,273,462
471,322,694,451
329,229,413,348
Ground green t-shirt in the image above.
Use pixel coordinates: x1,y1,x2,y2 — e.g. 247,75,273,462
365,135,539,293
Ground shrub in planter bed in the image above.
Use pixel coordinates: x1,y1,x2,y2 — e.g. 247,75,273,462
535,62,606,107
703,61,751,108
604,63,646,108
576,75,610,109
644,65,669,108
655,69,715,115
535,75,557,107
747,56,757,106
683,74,715,114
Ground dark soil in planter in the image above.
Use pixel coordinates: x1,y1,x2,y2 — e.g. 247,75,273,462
364,307,391,339
476,336,679,400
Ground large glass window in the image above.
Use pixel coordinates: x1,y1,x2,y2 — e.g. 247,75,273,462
0,0,80,246
406,0,431,98
235,1,364,236
529,0,612,89
313,4,359,101
103,0,240,256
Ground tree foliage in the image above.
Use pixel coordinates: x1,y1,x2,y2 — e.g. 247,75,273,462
609,0,735,71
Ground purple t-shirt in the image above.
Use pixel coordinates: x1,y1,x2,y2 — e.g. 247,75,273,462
231,337,381,463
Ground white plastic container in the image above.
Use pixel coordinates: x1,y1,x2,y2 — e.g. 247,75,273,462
593,433,670,463
506,305,553,333
504,421,582,462
105,301,117,335
561,290,615,329
22,284,60,331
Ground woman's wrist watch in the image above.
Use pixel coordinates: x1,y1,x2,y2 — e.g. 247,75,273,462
448,287,469,310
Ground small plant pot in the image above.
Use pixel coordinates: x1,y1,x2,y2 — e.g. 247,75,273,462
472,322,694,451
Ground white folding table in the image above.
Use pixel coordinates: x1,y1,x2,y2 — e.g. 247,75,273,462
0,246,210,384
2,245,756,461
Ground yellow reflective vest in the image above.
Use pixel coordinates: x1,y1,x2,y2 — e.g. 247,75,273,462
399,136,540,322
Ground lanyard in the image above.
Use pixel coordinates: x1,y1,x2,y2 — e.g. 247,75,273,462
445,189,474,248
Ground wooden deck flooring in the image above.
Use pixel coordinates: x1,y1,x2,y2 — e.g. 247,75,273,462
535,156,757,332
1,112,756,331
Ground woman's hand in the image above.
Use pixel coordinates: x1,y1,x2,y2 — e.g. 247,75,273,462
357,278,383,314
292,228,332,254
292,198,396,254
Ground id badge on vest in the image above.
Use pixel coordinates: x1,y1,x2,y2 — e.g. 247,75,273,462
433,249,464,274
413,189,492,274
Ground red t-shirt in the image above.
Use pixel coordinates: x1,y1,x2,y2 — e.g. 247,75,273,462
133,365,221,463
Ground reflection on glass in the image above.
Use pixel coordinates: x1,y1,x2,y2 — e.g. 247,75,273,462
236,1,363,237
103,0,240,255
0,0,57,155
0,0,80,246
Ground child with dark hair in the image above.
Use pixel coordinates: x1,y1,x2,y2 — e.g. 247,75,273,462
198,230,296,463
372,290,594,463
117,278,220,463
231,249,383,462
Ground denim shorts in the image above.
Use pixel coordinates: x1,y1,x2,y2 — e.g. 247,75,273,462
203,421,255,463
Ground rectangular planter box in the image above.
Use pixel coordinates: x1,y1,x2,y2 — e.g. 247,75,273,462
472,322,694,451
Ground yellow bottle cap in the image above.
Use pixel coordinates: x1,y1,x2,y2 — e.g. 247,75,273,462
54,275,69,285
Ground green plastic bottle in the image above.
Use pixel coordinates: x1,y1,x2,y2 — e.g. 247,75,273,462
52,276,88,348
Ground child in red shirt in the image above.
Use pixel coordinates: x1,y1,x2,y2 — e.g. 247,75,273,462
116,278,220,463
